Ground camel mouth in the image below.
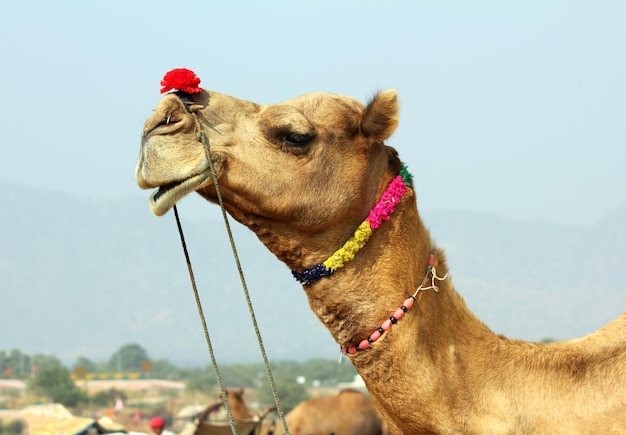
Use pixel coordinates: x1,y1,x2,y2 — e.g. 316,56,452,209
149,172,210,216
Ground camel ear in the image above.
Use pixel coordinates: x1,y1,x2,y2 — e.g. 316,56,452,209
361,90,399,143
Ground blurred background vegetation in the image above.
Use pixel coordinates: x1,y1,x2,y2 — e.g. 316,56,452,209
1,343,358,411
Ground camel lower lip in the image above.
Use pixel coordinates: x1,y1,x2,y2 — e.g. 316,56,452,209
149,173,210,216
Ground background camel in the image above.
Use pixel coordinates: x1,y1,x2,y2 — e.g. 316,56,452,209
272,389,387,435
136,69,626,434
181,388,272,435
200,388,254,421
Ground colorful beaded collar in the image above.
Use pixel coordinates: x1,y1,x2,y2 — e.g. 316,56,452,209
340,252,447,356
292,166,413,285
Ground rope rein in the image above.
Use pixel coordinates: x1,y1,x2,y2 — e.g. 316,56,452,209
172,205,238,434
171,116,290,434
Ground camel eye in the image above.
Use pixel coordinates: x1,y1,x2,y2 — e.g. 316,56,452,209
282,133,314,147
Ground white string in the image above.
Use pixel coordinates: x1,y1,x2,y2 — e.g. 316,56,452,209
412,266,448,296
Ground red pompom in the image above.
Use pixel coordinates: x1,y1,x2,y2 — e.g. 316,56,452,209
160,68,203,94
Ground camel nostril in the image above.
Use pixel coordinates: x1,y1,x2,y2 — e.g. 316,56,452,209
162,111,183,126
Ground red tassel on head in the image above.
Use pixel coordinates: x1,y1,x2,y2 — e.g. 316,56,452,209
160,68,203,94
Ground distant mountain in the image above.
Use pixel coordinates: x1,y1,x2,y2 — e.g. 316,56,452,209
1,182,624,367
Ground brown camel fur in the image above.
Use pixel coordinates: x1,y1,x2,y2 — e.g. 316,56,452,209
272,389,387,435
136,83,626,434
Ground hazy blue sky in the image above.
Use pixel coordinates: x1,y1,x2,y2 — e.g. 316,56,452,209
1,1,624,226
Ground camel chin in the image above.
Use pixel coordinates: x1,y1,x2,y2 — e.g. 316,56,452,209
149,172,210,216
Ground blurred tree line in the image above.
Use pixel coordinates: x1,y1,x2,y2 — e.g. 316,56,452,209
1,344,358,409
1,345,184,380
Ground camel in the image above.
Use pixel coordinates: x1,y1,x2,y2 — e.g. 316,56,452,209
272,389,387,435
200,388,254,421
188,388,273,435
136,69,626,434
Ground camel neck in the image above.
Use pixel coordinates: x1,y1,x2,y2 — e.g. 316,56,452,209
296,180,501,432
301,187,439,344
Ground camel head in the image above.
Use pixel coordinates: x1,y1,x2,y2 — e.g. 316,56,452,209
136,69,403,269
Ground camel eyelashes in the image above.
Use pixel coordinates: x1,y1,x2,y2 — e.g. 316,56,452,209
275,131,315,156
281,133,314,147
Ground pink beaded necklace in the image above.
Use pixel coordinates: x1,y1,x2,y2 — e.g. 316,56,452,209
340,252,448,356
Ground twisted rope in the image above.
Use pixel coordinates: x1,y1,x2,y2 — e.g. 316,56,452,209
173,205,239,434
